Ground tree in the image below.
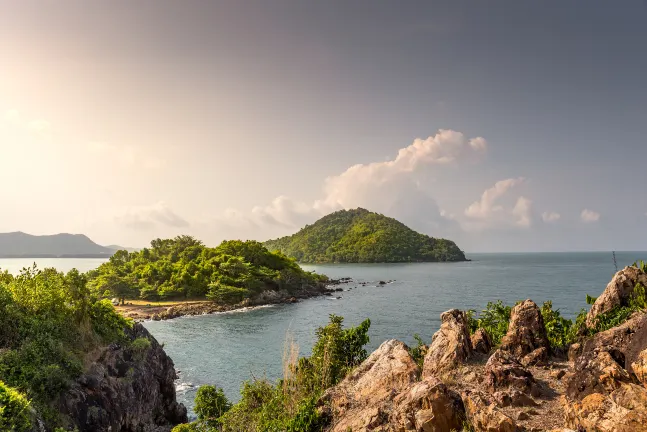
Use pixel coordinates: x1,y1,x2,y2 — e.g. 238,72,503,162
92,272,137,305
194,385,231,427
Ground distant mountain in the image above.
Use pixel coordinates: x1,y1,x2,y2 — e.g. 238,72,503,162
263,208,467,263
0,232,115,258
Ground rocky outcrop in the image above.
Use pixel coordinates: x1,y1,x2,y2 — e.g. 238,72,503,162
462,391,519,432
586,265,647,327
485,350,540,398
632,348,647,387
500,300,550,359
57,324,187,432
422,309,473,377
471,328,492,355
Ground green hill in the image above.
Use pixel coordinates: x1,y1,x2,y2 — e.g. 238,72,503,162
263,208,467,263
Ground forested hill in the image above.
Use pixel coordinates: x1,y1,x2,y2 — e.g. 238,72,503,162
0,231,115,257
263,208,467,263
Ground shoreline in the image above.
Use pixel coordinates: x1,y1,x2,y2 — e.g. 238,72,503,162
116,279,351,322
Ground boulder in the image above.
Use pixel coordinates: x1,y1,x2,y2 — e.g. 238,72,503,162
586,266,647,328
492,389,538,408
390,377,465,431
500,300,550,359
632,348,647,387
422,309,473,378
485,350,539,397
471,328,493,355
57,324,187,432
462,391,519,432
563,383,647,431
521,347,549,367
321,339,420,432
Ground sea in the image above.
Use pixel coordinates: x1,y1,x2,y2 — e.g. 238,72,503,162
2,251,645,415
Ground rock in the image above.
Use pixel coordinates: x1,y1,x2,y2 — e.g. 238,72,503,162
631,348,647,387
586,266,647,328
462,391,519,432
471,328,493,355
517,411,530,421
390,377,465,431
521,347,549,367
422,309,473,377
493,389,538,407
550,369,567,380
485,350,540,397
500,300,550,359
379,280,387,285
566,348,634,400
321,339,420,432
568,343,582,362
563,383,647,431
57,324,187,431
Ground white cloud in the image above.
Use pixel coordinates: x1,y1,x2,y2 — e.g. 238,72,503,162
464,177,525,219
115,202,189,230
581,209,600,223
513,197,533,227
541,211,561,222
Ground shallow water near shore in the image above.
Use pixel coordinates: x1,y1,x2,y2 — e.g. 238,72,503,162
140,251,646,414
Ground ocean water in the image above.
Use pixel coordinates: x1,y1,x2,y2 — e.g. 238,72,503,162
142,251,646,413
0,257,108,274
2,253,645,414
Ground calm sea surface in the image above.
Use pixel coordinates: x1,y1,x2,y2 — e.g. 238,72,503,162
2,252,646,414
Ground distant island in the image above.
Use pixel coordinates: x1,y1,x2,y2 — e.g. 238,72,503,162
263,208,467,263
0,231,128,258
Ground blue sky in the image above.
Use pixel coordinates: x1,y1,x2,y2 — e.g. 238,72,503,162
1,1,646,251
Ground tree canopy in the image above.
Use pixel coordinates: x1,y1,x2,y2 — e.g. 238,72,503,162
87,236,326,303
263,208,467,263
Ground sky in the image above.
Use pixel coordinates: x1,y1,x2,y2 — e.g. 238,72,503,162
1,0,646,252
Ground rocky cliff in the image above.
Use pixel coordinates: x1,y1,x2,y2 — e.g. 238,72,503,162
56,324,187,432
319,266,647,431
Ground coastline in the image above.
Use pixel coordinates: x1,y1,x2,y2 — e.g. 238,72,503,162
116,279,349,322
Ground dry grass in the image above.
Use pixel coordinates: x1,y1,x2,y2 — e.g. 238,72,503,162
281,331,301,415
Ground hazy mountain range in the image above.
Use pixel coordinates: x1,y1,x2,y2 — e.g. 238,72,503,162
0,232,134,258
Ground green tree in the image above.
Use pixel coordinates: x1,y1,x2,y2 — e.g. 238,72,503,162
194,385,232,427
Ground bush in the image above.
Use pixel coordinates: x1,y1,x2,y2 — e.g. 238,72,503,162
540,301,573,349
194,385,231,427
0,380,32,432
408,334,427,369
130,337,152,362
466,301,512,346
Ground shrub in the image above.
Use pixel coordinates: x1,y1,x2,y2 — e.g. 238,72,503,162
130,337,152,362
0,380,32,432
408,334,427,369
540,301,573,349
466,301,512,346
194,385,231,427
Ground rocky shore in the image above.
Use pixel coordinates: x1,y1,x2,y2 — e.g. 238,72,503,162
117,279,352,321
317,266,647,431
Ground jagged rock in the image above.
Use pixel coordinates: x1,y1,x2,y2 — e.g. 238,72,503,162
471,328,493,355
57,324,187,432
567,343,582,362
422,309,473,377
493,389,538,407
632,348,647,387
390,377,465,431
485,350,540,397
521,347,549,367
586,266,647,328
321,339,420,432
500,300,550,359
462,390,519,432
562,383,647,431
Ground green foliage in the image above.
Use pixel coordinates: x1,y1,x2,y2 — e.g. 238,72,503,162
408,334,427,369
130,337,152,362
194,385,232,428
0,265,132,429
466,301,512,346
540,301,573,349
0,380,32,432
588,283,647,334
264,208,466,263
215,315,370,432
87,236,324,303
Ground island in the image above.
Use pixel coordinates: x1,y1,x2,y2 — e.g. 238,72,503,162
263,208,467,263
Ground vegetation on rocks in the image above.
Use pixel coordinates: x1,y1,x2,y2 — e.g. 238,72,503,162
264,208,466,263
87,236,326,303
0,265,133,429
173,314,371,432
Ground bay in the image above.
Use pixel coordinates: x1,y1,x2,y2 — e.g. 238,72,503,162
0,257,108,274
143,251,646,414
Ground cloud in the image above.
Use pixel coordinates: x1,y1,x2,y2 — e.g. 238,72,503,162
513,197,533,227
581,209,600,223
541,211,561,222
115,202,189,230
315,129,487,212
464,177,524,219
